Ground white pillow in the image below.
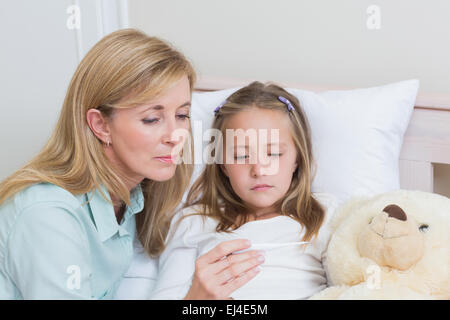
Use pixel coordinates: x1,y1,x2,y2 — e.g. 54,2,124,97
190,80,419,205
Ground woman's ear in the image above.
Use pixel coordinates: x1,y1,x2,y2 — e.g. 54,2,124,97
86,109,112,144
292,161,298,173
220,164,228,177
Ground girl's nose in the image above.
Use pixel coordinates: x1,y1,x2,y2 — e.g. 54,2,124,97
251,163,262,177
251,154,275,177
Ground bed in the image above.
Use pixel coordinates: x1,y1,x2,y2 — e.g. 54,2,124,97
194,76,450,195
115,76,450,299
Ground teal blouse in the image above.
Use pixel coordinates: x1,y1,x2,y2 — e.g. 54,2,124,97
0,182,144,299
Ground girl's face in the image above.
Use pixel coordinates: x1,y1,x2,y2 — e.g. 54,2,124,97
221,107,298,216
105,76,191,188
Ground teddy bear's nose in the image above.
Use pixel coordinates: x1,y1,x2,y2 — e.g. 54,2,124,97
383,204,407,221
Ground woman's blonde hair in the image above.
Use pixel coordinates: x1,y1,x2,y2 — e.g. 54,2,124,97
0,28,196,257
184,81,325,242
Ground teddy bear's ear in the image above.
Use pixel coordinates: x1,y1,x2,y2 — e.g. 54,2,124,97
329,196,373,232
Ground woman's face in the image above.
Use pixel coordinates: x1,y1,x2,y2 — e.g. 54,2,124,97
221,108,298,216
105,76,191,187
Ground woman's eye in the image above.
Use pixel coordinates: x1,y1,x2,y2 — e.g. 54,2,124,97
419,224,429,233
177,114,190,120
143,114,189,124
142,118,159,124
269,153,282,157
235,155,248,160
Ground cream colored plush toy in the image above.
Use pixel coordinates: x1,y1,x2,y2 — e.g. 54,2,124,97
310,190,450,300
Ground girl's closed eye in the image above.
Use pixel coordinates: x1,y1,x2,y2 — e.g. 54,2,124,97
235,154,249,160
234,153,282,159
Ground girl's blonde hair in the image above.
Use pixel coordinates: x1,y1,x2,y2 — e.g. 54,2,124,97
184,81,325,242
0,28,196,257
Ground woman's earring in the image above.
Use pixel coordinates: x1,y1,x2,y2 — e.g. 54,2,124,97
105,140,111,147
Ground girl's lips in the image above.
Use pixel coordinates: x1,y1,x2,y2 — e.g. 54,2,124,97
251,185,273,191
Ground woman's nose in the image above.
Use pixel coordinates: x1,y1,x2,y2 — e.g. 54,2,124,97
162,118,186,146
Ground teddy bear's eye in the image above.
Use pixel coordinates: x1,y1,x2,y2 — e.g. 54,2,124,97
419,224,429,233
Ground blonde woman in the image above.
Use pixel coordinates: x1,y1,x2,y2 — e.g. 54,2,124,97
0,29,261,299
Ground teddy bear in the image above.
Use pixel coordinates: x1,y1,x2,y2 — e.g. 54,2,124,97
310,189,450,299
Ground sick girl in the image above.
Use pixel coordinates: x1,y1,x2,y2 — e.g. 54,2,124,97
151,81,338,300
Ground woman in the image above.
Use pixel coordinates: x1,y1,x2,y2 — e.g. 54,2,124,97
0,29,261,299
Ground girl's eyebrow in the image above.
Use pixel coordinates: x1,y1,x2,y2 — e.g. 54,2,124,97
140,101,191,113
233,143,287,149
267,143,287,147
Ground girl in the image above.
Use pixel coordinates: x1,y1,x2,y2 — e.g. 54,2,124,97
151,81,338,300
0,29,260,299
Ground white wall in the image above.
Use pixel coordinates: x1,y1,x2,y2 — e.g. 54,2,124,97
0,0,77,180
435,164,450,197
128,0,450,94
0,0,127,181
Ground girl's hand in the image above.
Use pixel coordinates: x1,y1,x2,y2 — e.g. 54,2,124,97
183,239,265,300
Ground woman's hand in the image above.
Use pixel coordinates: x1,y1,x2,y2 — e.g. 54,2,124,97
184,239,265,300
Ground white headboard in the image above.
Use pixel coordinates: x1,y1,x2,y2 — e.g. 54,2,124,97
194,76,450,193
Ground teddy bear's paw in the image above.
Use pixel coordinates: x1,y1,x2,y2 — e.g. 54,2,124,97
308,285,350,300
337,282,433,300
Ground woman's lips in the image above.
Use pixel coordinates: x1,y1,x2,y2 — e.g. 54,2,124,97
251,184,273,191
155,156,174,164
